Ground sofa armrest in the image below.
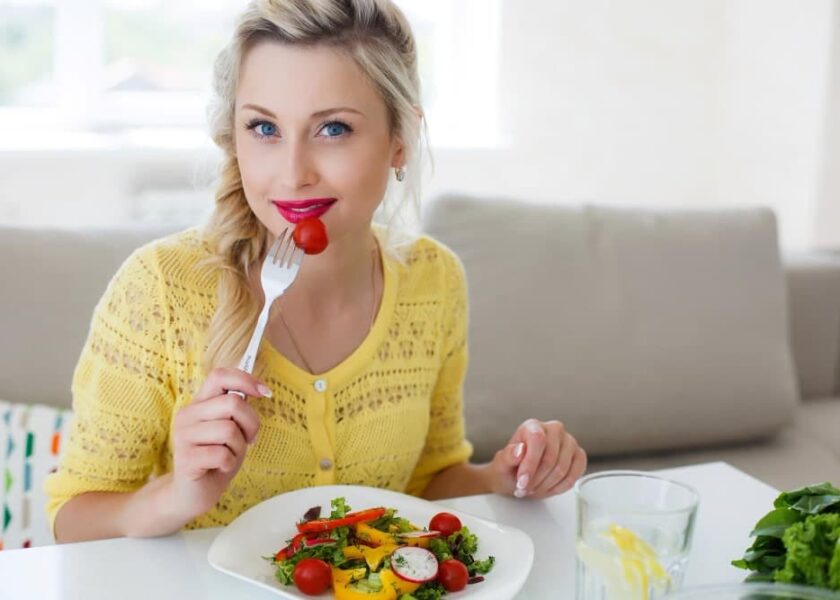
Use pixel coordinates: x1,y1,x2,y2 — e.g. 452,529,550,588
785,251,840,400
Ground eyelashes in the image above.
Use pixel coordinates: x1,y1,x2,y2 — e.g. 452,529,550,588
244,118,354,142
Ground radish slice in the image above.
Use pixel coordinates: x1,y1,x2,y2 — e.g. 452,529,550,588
390,546,439,583
397,531,441,539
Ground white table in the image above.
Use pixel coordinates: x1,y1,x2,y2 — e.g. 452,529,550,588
0,462,778,599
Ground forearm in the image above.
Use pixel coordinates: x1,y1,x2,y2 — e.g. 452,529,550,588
53,473,188,543
421,462,493,500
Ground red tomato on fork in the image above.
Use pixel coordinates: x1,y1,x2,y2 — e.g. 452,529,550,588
293,218,329,255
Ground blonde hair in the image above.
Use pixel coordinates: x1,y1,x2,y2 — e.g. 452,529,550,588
200,0,428,374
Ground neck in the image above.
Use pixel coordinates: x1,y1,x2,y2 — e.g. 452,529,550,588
278,226,379,313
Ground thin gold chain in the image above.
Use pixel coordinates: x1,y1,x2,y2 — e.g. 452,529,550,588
277,246,379,375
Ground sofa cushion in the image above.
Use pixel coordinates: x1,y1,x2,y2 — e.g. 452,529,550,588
0,400,72,549
588,428,840,492
0,225,178,409
793,398,840,457
424,196,799,460
785,253,840,400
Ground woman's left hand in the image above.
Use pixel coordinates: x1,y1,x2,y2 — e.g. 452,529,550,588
486,418,587,499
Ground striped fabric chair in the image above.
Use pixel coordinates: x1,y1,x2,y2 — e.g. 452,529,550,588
0,401,71,550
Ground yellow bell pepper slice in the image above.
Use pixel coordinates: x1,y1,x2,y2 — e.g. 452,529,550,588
343,544,399,571
380,568,421,595
331,565,367,587
354,522,398,547
332,568,417,600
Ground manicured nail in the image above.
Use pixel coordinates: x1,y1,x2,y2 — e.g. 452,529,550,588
513,443,524,459
517,474,529,490
257,383,273,398
525,421,542,433
514,488,527,499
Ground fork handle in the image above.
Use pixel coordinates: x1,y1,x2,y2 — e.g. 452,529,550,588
237,302,272,374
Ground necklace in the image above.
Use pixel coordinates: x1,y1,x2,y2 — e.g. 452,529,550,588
277,245,380,374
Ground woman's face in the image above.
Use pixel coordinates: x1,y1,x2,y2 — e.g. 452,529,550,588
234,41,404,248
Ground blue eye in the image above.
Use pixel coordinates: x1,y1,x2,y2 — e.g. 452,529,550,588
320,121,352,138
255,122,277,137
246,119,278,140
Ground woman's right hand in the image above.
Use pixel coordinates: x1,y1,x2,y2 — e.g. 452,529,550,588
165,368,269,524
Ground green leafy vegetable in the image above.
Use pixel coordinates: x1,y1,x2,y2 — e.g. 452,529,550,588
400,581,446,599
733,481,840,591
370,508,415,533
330,497,351,519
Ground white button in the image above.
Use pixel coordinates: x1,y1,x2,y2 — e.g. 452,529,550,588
319,458,333,470
314,379,327,392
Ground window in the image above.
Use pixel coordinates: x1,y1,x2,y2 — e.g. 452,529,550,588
0,0,501,147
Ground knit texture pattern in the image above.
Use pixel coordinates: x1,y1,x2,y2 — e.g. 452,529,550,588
44,227,473,531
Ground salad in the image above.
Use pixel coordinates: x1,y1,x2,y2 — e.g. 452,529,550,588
265,497,496,598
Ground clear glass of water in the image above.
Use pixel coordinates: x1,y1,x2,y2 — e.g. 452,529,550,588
575,470,700,600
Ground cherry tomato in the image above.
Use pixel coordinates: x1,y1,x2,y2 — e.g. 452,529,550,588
437,559,469,592
429,512,462,537
293,558,331,595
293,218,329,255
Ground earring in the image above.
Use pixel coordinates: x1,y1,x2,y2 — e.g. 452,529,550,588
395,167,406,182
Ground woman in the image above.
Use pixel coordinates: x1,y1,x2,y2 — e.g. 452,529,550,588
46,0,587,543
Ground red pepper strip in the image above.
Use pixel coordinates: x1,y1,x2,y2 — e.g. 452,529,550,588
304,537,337,547
274,546,292,562
296,507,387,534
290,533,308,552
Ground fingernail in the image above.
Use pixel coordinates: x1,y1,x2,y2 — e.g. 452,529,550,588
513,443,524,459
249,432,258,445
516,474,529,490
514,488,527,499
257,384,273,398
526,421,542,433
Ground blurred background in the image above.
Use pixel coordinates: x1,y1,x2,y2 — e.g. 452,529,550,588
1,0,839,249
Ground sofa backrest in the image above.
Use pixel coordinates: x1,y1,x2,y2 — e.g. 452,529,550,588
0,225,179,409
785,252,840,401
424,195,800,460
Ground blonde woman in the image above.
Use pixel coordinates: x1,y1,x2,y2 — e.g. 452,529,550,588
46,0,587,543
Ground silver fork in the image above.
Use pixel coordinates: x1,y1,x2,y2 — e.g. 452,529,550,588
230,229,303,397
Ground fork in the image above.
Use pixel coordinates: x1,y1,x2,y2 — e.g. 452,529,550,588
229,229,303,398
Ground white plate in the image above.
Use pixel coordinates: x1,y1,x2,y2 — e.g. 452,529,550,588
208,484,534,599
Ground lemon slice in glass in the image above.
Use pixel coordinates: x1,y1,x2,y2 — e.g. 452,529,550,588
577,523,672,600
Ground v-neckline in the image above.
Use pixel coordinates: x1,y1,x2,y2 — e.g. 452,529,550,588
260,228,398,390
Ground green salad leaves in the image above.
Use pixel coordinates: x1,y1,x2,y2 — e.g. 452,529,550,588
733,482,840,591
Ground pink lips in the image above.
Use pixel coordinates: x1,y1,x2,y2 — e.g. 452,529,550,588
271,198,337,224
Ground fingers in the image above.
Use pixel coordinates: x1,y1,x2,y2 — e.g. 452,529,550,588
176,392,260,444
532,433,579,496
193,367,273,403
529,421,565,491
181,445,239,479
545,447,588,496
180,419,248,460
514,419,547,498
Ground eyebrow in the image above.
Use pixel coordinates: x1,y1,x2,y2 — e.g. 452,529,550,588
240,103,365,119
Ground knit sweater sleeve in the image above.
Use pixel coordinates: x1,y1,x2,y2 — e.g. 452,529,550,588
404,248,474,496
43,244,175,535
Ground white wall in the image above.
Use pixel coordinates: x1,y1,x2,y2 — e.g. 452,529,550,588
425,0,837,250
1,0,838,249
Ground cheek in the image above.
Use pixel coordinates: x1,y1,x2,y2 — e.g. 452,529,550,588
323,143,391,202
235,138,272,201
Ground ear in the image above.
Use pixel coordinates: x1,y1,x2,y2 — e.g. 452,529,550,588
391,105,424,168
390,138,406,169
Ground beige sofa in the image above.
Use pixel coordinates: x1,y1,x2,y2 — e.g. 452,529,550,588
1,196,839,495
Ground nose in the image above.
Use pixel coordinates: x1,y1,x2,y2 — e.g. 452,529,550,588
279,140,318,190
